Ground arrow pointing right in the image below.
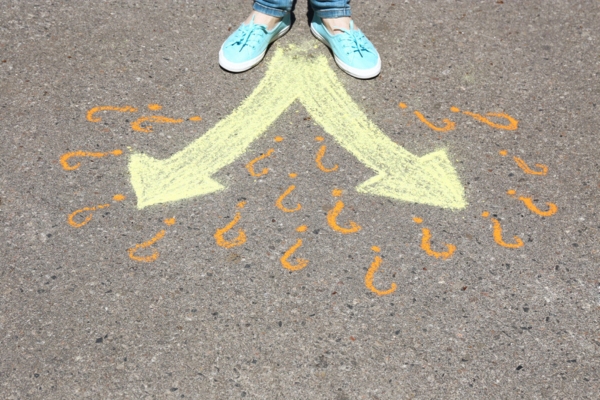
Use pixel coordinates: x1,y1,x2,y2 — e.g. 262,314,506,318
299,54,466,210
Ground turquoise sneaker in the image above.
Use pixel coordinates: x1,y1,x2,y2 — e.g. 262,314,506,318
310,16,381,79
219,14,291,73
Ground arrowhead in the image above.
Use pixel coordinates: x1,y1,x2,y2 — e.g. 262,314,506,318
129,153,225,209
355,149,467,210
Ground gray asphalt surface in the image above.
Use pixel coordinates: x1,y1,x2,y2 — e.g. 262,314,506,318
1,0,599,398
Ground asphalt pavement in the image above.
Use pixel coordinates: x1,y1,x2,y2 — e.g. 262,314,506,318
1,0,599,398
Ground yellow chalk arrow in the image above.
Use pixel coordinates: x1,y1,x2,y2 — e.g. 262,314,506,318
130,44,466,210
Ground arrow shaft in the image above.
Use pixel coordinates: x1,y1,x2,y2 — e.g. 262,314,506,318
297,56,465,209
299,57,415,174
129,51,301,208
159,59,299,177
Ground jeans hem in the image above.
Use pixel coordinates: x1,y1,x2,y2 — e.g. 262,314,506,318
252,3,290,18
314,8,352,19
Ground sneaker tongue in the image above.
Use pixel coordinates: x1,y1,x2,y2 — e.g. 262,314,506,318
332,21,355,35
243,21,268,32
245,15,267,28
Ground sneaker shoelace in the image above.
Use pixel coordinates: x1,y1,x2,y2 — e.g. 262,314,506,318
336,25,372,58
228,21,269,52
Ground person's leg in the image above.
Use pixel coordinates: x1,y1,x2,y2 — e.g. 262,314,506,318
253,0,293,15
310,0,352,32
219,0,293,73
309,0,381,79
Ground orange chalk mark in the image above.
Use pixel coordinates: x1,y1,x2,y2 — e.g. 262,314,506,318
128,230,166,262
276,185,301,213
517,196,558,217
113,194,126,202
412,217,423,224
332,188,343,197
481,211,490,218
420,228,456,260
462,111,518,130
327,201,361,234
489,218,524,249
67,203,110,228
131,115,184,133
499,150,508,156
365,256,397,296
513,156,548,175
371,246,381,253
245,148,274,177
296,225,308,232
315,136,324,142
398,102,407,109
506,189,517,196
274,136,284,142
280,239,309,271
86,106,137,122
450,106,460,113
189,116,202,122
164,217,176,226
413,111,456,132
237,200,247,209
148,104,162,111
60,149,122,171
288,173,298,178
214,212,246,249
315,145,339,172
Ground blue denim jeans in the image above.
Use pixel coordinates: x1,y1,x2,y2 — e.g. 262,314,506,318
253,0,351,19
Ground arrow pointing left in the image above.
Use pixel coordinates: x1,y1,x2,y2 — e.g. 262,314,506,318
129,52,302,209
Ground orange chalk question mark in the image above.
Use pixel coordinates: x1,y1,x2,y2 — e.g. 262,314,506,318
365,246,397,296
481,211,524,249
128,217,176,262
412,217,456,260
326,189,361,234
513,157,549,175
398,103,455,132
507,190,558,217
281,239,309,271
67,194,126,228
60,149,123,171
275,185,302,213
452,107,518,130
315,141,339,172
246,149,275,177
499,150,549,175
214,201,247,248
413,111,456,132
131,115,184,133
86,105,137,123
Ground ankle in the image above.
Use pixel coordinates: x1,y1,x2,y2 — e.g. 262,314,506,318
245,11,281,30
322,17,352,35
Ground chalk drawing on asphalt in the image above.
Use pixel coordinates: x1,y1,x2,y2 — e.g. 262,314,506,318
61,43,558,295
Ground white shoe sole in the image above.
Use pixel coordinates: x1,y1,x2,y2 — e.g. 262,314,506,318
310,25,381,80
219,25,290,73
